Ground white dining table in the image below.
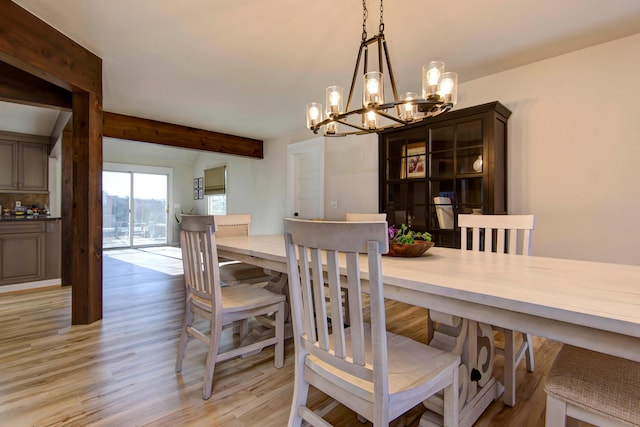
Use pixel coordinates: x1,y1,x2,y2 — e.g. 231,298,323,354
216,234,640,425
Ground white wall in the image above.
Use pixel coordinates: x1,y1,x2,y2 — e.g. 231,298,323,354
191,138,290,236
323,133,378,220
256,33,640,265
457,33,640,264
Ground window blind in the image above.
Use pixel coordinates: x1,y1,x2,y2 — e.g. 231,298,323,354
204,166,226,195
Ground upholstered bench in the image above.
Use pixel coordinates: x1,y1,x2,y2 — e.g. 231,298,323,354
545,344,640,426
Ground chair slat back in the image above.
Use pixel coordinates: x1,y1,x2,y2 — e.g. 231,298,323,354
284,219,388,384
214,214,252,237
459,214,535,255
180,215,223,310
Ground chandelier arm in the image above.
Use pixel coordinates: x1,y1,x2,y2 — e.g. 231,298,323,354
345,42,367,112
377,33,383,78
374,108,411,125
381,37,402,117
333,119,370,132
426,106,452,118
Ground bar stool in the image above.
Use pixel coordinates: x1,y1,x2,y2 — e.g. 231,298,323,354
545,344,640,426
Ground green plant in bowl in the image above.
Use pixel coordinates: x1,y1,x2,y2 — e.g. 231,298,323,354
388,223,432,244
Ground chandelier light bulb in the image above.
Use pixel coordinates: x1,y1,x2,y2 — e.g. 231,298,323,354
401,92,419,121
363,71,384,107
427,69,441,86
439,72,458,105
367,79,379,94
422,61,445,99
306,102,322,129
326,86,344,115
364,110,378,129
326,121,338,135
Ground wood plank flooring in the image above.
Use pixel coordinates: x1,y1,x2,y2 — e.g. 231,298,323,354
0,249,567,426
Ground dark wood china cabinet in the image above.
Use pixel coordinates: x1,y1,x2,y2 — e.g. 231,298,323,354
379,101,511,248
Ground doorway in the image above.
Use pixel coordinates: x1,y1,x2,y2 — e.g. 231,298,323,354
103,165,170,249
287,137,325,220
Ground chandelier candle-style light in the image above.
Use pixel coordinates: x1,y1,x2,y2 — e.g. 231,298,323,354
306,0,458,137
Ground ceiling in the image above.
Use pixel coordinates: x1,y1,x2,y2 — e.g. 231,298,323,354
3,0,640,141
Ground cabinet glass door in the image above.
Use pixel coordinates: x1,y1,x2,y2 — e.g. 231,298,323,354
382,130,427,228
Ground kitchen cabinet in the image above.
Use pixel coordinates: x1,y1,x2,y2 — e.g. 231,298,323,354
0,219,61,286
0,132,49,193
378,101,511,248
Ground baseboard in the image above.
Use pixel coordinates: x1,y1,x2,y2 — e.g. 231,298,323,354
0,278,62,294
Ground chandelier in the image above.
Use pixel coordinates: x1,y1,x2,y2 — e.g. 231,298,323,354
306,0,458,137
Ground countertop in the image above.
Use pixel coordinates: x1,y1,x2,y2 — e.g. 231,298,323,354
0,215,61,222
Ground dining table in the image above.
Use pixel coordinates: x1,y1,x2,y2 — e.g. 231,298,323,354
216,233,640,426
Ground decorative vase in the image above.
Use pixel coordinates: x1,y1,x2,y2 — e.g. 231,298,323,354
386,241,434,257
473,155,483,172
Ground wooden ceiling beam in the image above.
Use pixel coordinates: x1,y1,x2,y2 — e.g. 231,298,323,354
0,2,101,94
0,60,72,110
103,112,264,159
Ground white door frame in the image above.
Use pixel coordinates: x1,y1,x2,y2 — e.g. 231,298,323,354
103,162,173,247
286,137,324,219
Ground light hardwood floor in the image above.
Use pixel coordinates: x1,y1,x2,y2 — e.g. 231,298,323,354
0,249,566,426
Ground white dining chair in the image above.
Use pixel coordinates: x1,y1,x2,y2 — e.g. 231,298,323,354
283,218,460,426
458,213,536,406
214,214,276,285
175,215,285,400
545,344,640,426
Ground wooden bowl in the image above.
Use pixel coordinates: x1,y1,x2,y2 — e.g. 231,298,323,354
386,241,434,257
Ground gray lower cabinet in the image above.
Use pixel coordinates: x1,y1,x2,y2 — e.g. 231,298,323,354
0,220,61,286
0,132,49,193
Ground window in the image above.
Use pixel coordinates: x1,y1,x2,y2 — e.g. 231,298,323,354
205,165,227,215
207,194,226,215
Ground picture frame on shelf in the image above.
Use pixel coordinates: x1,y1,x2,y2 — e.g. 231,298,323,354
401,143,426,179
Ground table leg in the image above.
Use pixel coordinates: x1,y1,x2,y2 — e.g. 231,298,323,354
422,312,502,426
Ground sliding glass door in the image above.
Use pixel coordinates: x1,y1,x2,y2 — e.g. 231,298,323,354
103,170,168,248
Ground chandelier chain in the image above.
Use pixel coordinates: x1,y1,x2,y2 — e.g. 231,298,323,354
379,0,384,33
361,0,368,41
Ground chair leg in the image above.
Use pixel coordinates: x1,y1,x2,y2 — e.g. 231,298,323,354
202,321,223,400
235,319,249,341
288,372,310,427
443,366,460,427
522,332,535,372
175,305,194,372
545,394,568,427
275,302,285,368
503,328,517,407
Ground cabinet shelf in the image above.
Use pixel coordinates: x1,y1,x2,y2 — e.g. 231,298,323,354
379,101,511,248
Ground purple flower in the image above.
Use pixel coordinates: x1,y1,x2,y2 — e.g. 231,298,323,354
388,225,396,240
